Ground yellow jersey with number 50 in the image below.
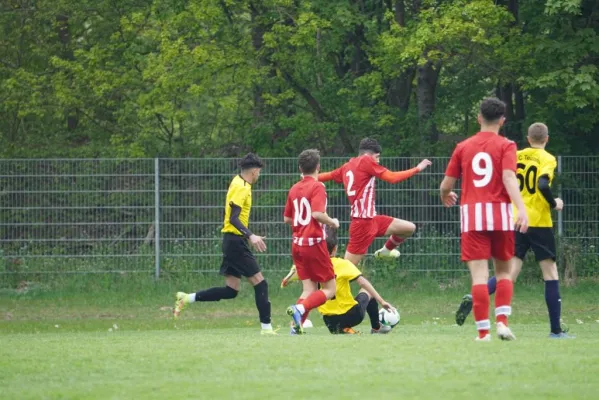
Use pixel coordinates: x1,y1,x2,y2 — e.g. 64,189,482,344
515,148,557,227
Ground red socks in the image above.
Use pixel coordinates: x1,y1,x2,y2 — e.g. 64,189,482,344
472,284,490,338
301,290,327,312
495,279,513,326
296,298,309,324
384,235,404,251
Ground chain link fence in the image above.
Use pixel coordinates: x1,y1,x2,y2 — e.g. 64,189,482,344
1,157,598,284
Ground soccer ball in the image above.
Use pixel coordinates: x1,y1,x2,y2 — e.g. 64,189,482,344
379,308,400,328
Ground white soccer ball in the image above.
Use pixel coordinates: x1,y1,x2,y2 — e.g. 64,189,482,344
379,308,400,327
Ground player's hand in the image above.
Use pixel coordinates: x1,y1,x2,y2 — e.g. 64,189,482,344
416,159,432,172
515,209,529,233
329,218,340,229
441,191,458,207
554,198,564,211
249,234,267,252
381,301,395,312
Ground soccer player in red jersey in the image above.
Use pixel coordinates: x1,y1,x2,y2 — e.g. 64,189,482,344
440,97,529,341
284,149,340,335
315,138,431,267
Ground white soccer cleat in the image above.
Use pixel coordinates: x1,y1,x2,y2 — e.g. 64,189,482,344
496,322,516,341
475,334,492,342
302,319,313,328
374,248,401,259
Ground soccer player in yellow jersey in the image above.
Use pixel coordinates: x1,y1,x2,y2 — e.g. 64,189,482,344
455,123,573,338
173,154,277,335
283,227,396,334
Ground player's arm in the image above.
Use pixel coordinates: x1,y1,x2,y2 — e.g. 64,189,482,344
502,142,528,233
318,166,343,183
311,183,339,228
371,159,432,184
229,202,253,238
283,195,294,225
440,146,460,207
538,175,558,209
355,276,394,311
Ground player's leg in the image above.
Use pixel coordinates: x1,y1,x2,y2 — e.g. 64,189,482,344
246,271,275,334
355,290,391,334
345,218,377,266
491,231,516,340
287,242,336,334
530,229,572,338
174,236,242,319
462,232,492,340
374,216,413,259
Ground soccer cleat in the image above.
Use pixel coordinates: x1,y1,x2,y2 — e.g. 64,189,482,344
496,322,516,341
560,321,570,333
475,334,492,342
342,327,359,334
549,332,575,339
374,248,401,259
260,328,279,336
455,294,473,326
280,265,298,288
286,305,304,335
371,325,392,334
173,292,190,319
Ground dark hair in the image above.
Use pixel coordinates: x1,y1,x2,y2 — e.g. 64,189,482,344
358,137,382,155
325,226,338,254
528,122,549,143
479,97,506,122
239,153,264,170
298,149,320,174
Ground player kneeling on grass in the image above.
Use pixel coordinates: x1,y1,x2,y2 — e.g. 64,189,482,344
284,226,396,334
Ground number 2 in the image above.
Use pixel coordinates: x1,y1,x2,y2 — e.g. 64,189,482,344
472,152,493,188
346,170,356,196
292,197,312,226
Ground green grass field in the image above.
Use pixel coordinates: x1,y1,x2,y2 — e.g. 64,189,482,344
1,277,598,399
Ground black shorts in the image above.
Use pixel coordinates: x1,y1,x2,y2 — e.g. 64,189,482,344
219,233,261,278
322,292,370,334
515,227,556,262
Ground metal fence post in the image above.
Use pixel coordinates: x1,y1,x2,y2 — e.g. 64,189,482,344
557,155,563,238
154,158,161,279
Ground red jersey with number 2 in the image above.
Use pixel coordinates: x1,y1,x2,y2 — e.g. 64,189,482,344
445,131,517,233
326,155,388,219
284,176,328,246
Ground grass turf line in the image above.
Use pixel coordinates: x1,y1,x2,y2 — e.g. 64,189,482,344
1,282,598,399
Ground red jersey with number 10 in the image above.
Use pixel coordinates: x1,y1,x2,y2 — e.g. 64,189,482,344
284,176,328,246
325,155,389,219
445,131,517,233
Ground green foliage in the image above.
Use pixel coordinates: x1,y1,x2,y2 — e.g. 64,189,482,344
1,0,598,157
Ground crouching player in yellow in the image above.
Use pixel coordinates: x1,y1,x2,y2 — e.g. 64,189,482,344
281,226,396,334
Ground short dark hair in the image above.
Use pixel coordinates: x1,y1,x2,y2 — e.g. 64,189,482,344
325,226,338,254
528,122,549,143
239,153,264,170
479,97,506,122
358,138,382,155
298,149,320,174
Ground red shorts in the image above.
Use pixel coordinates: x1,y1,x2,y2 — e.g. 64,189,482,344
461,231,515,262
347,215,394,255
291,241,335,283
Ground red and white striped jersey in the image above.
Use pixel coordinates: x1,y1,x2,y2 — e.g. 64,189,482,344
284,176,328,246
446,131,517,233
460,202,514,232
325,155,388,219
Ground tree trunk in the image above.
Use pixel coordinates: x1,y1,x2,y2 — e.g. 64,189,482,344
56,15,80,133
416,61,441,143
386,1,414,112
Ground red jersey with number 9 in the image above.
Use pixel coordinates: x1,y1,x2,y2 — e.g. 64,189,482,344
325,155,388,219
445,131,517,233
284,176,328,246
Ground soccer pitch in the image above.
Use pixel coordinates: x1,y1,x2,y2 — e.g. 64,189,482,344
1,283,598,399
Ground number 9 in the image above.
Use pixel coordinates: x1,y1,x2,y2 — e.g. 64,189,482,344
472,152,493,188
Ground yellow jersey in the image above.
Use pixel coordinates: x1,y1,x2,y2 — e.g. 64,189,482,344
318,257,362,316
514,147,557,227
221,175,252,235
